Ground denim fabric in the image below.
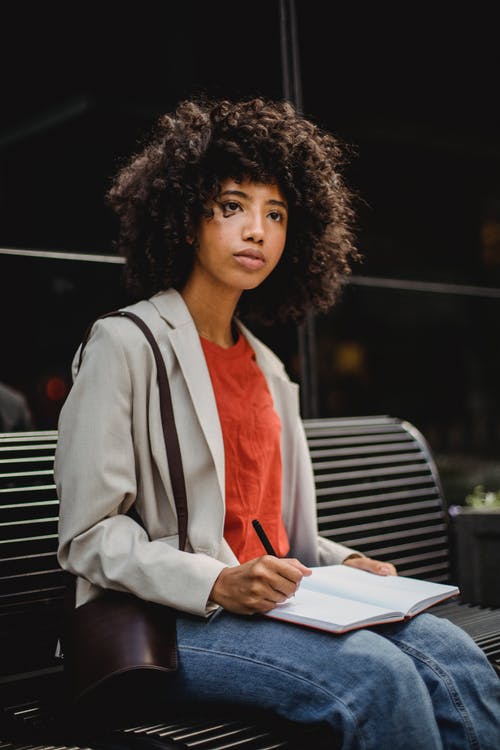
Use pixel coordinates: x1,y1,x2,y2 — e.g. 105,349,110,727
169,611,500,750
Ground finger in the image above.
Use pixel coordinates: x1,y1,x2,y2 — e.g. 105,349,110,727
254,558,308,598
344,556,397,576
267,571,301,598
379,563,397,576
260,556,308,585
368,561,397,576
366,560,397,576
244,583,291,613
240,559,299,600
273,561,312,594
274,558,312,581
285,558,313,576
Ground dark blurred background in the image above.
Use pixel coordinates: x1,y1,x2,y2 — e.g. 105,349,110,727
1,1,500,505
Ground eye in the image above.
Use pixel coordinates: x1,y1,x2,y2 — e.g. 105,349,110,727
268,210,284,222
221,201,241,216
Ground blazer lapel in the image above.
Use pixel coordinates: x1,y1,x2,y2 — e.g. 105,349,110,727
149,290,226,501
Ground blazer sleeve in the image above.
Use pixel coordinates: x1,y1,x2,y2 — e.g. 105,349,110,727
55,319,226,617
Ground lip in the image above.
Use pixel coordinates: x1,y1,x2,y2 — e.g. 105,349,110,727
233,249,266,270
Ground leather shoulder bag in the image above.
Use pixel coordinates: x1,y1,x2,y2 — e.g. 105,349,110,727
62,309,188,716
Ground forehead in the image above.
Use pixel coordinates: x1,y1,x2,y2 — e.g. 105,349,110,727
218,178,287,206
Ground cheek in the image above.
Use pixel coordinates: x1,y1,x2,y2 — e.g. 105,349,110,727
197,217,227,246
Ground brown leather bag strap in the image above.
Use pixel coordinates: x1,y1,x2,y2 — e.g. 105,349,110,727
77,309,188,552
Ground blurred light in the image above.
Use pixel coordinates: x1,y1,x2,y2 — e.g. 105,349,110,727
481,220,500,269
334,342,366,377
46,377,68,401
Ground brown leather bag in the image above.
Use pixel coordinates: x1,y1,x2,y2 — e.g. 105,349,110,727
62,310,188,713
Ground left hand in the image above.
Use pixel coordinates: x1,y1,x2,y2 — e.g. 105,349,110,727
343,555,397,576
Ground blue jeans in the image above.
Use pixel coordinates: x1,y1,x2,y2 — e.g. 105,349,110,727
169,611,500,750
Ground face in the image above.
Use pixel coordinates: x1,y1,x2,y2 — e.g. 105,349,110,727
187,178,288,299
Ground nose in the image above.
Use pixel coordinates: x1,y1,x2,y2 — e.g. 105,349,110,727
242,211,264,244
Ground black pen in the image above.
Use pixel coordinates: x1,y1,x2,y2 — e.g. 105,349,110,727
252,519,278,556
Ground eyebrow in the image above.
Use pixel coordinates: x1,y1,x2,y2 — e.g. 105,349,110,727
219,189,288,210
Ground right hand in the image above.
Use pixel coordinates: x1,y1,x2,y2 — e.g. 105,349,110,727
209,556,312,615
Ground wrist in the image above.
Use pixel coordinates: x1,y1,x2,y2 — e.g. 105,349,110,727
342,553,364,564
209,565,230,606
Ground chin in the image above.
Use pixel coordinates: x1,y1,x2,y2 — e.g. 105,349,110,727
239,271,272,291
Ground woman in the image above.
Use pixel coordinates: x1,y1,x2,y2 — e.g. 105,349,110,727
55,97,500,749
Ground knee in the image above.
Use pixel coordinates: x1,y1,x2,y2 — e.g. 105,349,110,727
393,613,489,668
323,635,440,747
366,644,422,695
339,631,430,706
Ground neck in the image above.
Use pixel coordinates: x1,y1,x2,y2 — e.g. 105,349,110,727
181,279,240,348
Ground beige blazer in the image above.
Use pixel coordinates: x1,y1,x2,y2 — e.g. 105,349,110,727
55,289,360,616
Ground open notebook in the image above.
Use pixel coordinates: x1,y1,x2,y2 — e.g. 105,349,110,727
264,565,460,634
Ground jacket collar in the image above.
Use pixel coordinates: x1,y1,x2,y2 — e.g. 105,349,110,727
149,288,194,328
149,288,289,381
148,288,300,498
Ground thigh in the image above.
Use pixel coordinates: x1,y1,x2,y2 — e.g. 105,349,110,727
378,612,497,676
173,609,364,704
169,609,442,750
377,613,500,748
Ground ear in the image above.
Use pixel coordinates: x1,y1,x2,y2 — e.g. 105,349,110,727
185,231,199,250
185,225,199,245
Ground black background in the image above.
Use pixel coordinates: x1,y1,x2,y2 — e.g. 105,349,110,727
1,2,500,499
2,2,499,281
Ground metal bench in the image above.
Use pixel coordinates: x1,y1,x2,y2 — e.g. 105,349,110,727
0,416,498,750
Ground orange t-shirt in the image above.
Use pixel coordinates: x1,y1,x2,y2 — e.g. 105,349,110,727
200,333,290,562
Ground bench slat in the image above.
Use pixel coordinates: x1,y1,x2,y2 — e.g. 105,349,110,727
0,417,497,750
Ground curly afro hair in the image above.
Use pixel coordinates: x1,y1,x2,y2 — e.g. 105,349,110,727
106,96,360,325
